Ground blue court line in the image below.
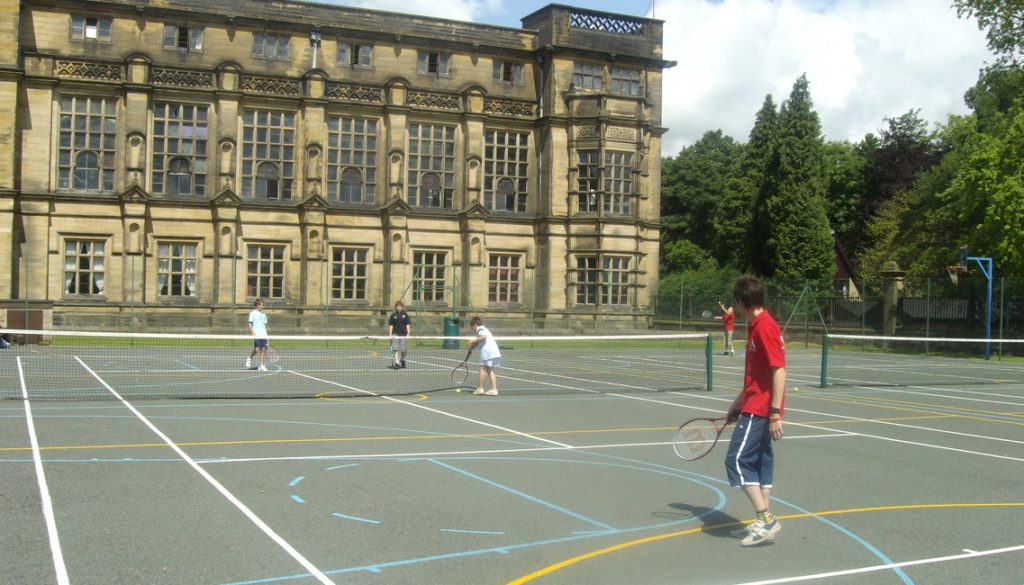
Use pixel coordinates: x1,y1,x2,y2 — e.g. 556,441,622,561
439,528,506,535
221,458,727,584
422,458,619,532
331,512,380,525
288,476,304,487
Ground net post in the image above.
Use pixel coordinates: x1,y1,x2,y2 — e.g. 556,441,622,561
705,333,713,392
820,334,830,388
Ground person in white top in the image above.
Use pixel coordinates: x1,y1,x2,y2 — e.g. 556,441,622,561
246,298,269,372
467,316,501,396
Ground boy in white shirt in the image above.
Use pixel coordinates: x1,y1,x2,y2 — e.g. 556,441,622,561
246,298,269,372
467,316,501,396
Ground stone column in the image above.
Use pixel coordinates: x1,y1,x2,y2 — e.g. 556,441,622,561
880,260,905,336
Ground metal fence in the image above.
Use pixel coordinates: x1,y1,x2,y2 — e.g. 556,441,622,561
655,276,1024,342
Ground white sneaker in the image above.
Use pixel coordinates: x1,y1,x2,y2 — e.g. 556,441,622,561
485,389,499,396
258,365,268,372
245,357,252,369
730,522,757,538
473,388,486,395
741,519,780,546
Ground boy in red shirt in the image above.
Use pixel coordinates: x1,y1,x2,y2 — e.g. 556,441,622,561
715,301,736,355
725,275,786,546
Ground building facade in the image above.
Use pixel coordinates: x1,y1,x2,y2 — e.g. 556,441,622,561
0,0,673,332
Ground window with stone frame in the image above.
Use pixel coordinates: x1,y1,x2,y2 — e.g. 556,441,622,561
577,150,601,212
574,255,631,306
58,96,117,192
407,124,456,208
416,51,450,76
163,25,203,52
70,16,112,42
246,245,285,299
252,33,289,60
327,117,377,204
492,60,524,85
574,256,600,305
572,62,603,90
602,255,631,305
610,66,642,97
241,110,295,200
338,43,373,68
63,239,106,296
330,247,368,301
412,251,447,302
488,254,521,303
152,103,208,197
603,151,633,215
484,130,529,213
157,242,198,297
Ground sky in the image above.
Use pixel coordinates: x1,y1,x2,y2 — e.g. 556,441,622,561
320,0,997,156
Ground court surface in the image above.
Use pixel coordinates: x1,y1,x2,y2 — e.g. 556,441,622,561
2,341,1022,584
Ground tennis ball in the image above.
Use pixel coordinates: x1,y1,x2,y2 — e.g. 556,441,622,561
794,387,799,391
455,388,461,393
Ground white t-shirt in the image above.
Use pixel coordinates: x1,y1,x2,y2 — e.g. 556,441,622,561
475,325,500,361
249,309,269,339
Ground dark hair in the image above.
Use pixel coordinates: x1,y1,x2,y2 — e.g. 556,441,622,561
469,316,482,327
254,298,265,307
732,274,765,309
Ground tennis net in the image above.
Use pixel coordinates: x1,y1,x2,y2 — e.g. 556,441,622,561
821,334,1024,387
1,329,712,401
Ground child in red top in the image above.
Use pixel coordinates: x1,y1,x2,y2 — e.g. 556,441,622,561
715,301,736,355
725,275,786,546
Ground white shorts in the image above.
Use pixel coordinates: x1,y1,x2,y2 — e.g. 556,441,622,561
480,358,501,368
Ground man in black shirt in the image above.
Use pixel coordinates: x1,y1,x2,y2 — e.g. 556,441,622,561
387,301,412,369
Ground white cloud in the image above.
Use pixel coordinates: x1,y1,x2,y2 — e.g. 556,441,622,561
656,0,995,155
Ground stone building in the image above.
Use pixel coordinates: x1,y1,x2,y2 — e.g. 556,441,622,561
0,0,674,333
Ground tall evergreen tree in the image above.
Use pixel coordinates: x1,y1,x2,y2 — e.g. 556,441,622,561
742,95,780,274
759,74,834,282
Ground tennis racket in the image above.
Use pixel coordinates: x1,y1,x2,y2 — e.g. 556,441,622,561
701,310,713,319
267,345,281,365
451,349,472,384
672,416,730,461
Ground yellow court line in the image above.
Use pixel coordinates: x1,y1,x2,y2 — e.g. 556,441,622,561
804,393,1024,426
506,502,1024,585
822,391,1024,418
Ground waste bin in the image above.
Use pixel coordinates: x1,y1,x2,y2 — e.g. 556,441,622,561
442,316,460,349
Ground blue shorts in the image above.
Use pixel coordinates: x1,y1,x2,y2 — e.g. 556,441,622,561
479,357,500,369
253,338,269,349
724,413,775,488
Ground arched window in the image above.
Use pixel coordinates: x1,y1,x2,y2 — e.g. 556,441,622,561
167,157,192,196
340,167,362,203
496,178,517,212
256,162,280,199
73,152,100,190
420,173,442,207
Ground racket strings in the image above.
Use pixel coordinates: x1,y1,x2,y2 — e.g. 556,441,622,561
673,419,723,460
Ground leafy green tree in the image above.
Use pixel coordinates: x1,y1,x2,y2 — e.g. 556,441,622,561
754,74,834,283
822,140,868,255
659,130,743,272
954,0,1024,65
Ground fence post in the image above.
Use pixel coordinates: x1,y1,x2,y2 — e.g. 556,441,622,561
705,333,713,392
820,333,830,388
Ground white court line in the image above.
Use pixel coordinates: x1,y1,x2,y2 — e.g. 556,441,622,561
17,357,70,585
200,434,848,465
734,544,1024,585
73,357,335,585
287,370,572,448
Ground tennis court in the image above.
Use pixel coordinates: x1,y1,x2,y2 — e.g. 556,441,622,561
2,331,1022,584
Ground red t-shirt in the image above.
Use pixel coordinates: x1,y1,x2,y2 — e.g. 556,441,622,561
722,311,735,331
741,310,785,417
